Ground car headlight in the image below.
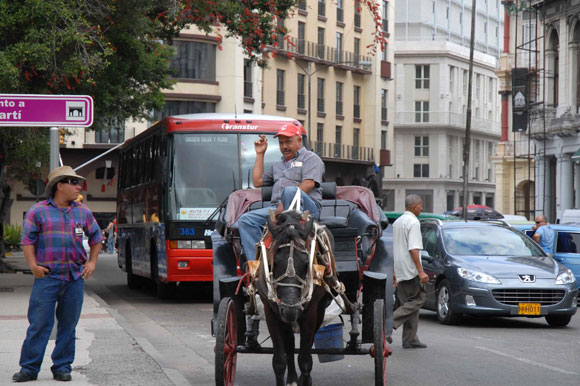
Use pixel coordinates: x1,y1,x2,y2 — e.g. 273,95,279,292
457,268,501,284
555,269,576,285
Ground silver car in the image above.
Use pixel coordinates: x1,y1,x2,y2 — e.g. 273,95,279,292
419,220,578,327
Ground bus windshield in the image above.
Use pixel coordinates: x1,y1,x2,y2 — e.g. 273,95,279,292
169,133,280,220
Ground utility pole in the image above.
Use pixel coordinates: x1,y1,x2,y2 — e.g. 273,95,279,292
49,127,60,171
462,0,476,221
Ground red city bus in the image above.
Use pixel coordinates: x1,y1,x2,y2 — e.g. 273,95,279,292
116,113,307,297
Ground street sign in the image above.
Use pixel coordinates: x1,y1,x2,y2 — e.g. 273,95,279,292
0,94,93,127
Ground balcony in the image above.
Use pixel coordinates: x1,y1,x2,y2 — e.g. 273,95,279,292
311,141,375,162
394,112,501,135
271,36,372,72
530,106,580,139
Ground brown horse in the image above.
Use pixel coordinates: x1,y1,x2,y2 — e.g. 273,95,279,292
255,210,332,386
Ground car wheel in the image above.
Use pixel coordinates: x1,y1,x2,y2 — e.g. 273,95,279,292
436,279,462,325
545,314,572,327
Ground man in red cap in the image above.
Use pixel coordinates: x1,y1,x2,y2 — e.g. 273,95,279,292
236,123,325,260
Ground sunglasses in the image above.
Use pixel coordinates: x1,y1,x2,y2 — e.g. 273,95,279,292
61,178,81,186
535,221,543,224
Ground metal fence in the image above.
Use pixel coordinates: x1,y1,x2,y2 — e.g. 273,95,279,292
311,141,375,162
394,111,501,135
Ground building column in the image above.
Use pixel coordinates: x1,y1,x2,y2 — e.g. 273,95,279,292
570,42,580,114
557,153,574,218
535,154,545,215
575,162,580,207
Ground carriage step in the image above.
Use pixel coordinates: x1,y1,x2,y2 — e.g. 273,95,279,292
236,346,373,355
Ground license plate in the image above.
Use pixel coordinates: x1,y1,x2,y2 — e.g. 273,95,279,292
518,303,541,315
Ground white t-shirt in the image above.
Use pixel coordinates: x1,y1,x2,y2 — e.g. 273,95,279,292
392,211,423,281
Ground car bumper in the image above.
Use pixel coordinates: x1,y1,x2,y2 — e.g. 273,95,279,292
449,280,578,317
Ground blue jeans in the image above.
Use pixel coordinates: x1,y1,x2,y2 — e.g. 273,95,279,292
236,186,320,260
108,235,114,253
18,276,84,376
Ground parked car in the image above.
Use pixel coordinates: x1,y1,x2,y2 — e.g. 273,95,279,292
513,223,580,288
450,205,504,220
502,214,535,226
384,211,459,225
419,219,578,326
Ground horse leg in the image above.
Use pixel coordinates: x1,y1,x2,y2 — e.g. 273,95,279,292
297,330,315,386
284,325,298,386
264,307,288,386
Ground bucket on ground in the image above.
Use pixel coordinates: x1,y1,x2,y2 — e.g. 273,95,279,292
313,323,344,363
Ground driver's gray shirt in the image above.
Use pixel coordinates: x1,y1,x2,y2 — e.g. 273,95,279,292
262,148,324,204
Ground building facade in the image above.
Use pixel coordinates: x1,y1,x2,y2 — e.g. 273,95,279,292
385,0,504,213
530,0,580,222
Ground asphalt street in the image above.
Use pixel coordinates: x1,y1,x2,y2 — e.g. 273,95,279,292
86,253,580,386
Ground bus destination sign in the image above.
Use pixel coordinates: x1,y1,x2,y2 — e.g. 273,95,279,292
0,94,94,127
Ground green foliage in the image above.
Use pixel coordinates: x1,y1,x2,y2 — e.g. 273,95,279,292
3,224,22,252
0,128,49,184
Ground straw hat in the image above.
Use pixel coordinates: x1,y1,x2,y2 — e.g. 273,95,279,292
44,166,86,197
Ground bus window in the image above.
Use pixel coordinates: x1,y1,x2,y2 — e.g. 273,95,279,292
240,134,280,189
169,133,239,220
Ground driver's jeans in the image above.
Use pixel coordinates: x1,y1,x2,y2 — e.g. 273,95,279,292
236,186,320,261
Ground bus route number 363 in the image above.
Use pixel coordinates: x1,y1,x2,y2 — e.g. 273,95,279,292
179,227,195,237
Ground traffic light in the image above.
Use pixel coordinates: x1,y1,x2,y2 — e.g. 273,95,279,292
59,128,65,144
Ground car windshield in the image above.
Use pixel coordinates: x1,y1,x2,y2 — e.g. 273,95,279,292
442,226,545,256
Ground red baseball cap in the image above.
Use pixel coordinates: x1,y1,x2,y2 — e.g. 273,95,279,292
274,123,302,138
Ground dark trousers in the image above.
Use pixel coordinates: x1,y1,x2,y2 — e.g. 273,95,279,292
393,276,426,342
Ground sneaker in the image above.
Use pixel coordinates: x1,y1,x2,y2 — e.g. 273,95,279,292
402,340,427,349
53,372,72,382
12,372,38,382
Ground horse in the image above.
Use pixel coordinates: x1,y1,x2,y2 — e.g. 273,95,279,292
254,210,333,386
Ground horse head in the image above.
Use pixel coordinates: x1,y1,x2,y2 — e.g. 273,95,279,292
266,210,314,323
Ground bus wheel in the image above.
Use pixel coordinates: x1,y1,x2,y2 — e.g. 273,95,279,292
150,242,176,299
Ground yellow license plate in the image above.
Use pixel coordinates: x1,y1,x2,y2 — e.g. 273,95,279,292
518,303,541,315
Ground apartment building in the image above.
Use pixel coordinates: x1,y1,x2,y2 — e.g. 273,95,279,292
259,0,395,188
384,0,504,213
529,0,580,222
492,1,538,219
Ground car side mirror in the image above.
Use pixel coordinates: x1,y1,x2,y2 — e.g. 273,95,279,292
421,250,434,263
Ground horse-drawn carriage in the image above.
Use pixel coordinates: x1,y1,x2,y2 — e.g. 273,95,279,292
211,182,395,386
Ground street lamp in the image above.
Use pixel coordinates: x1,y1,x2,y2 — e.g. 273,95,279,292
294,59,372,143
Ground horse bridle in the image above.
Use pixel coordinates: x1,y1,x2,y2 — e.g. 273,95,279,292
260,226,315,310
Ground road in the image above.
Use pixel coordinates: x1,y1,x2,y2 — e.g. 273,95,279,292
87,253,580,386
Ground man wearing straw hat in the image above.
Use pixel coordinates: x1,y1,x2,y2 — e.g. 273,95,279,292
12,166,103,383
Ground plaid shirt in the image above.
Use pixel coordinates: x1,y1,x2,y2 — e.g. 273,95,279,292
20,198,103,281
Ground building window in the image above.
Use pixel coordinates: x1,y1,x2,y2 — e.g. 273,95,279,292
298,22,306,54
354,2,361,27
447,193,455,211
277,69,285,106
316,123,324,153
171,40,216,80
337,0,344,22
95,124,125,144
415,65,430,89
317,78,325,112
381,130,387,149
353,128,360,159
415,101,429,122
317,27,325,59
463,69,468,96
157,100,215,120
449,66,455,95
414,136,429,156
335,125,342,157
354,85,361,118
476,74,481,100
243,60,252,98
413,164,429,178
381,89,387,121
298,73,306,109
318,0,325,17
336,32,343,62
354,38,360,63
298,0,307,11
336,82,343,116
382,1,388,32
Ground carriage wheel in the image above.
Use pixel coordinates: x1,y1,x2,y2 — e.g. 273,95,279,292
373,299,387,386
215,297,238,386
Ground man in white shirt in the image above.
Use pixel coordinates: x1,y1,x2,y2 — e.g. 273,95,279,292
392,194,428,349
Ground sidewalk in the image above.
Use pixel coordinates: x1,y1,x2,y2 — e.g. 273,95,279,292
0,256,175,385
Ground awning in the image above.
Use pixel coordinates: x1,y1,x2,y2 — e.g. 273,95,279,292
572,148,580,163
